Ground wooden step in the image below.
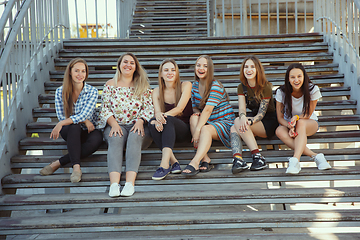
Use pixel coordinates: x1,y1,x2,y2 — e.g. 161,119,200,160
0,208,359,236
49,63,340,80
3,166,360,189
10,148,360,169
17,130,360,151
54,52,334,68
1,186,359,211
62,33,324,48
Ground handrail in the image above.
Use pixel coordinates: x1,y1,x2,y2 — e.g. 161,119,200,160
0,0,69,194
316,16,360,62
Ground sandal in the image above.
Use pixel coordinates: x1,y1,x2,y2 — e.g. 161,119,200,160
181,164,199,176
199,161,214,172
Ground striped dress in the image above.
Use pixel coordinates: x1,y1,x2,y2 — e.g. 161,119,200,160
191,79,235,148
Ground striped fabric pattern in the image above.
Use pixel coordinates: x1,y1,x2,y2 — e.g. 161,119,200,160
192,79,235,148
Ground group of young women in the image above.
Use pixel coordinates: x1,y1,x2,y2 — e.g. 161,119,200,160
39,53,332,197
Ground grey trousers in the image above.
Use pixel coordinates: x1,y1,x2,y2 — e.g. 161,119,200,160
104,124,152,174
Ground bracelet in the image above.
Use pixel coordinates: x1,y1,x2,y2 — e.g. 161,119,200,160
248,118,253,126
139,117,147,123
295,115,299,121
239,112,246,118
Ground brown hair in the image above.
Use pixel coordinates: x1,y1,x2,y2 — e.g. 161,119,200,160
158,59,181,113
195,55,214,109
239,55,268,101
62,58,89,118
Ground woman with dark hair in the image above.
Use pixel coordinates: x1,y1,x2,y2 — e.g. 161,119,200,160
182,55,235,176
230,56,278,174
98,53,153,197
149,59,192,180
275,63,331,174
39,58,103,183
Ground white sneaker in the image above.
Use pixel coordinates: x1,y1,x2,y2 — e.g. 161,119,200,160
108,183,120,198
121,182,135,197
286,157,301,174
313,153,332,170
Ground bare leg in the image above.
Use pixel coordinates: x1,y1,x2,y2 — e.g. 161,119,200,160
159,147,172,169
276,119,318,159
183,125,219,172
109,171,121,185
125,171,137,186
233,117,260,151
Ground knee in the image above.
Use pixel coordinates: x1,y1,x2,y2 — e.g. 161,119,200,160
230,125,236,133
189,115,199,126
295,119,306,130
68,124,81,132
275,126,287,139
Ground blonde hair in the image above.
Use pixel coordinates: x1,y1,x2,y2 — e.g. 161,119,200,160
114,52,149,97
158,59,181,113
62,58,89,118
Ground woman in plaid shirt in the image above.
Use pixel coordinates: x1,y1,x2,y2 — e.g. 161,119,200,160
39,58,103,183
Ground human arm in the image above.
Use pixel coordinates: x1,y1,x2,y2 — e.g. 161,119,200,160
131,88,154,136
165,81,192,117
50,118,74,139
192,104,214,147
69,85,98,124
237,95,251,133
276,101,296,138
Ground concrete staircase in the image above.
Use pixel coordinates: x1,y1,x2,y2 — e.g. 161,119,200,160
0,33,360,239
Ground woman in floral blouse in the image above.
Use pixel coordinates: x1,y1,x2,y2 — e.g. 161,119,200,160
98,53,153,197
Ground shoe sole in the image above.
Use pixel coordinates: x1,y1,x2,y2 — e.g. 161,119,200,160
250,165,268,171
232,166,249,174
152,172,170,180
109,193,120,198
170,169,182,174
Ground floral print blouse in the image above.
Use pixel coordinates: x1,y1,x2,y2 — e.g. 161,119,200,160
97,84,154,129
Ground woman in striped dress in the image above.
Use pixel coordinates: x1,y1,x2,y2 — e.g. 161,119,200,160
182,55,235,176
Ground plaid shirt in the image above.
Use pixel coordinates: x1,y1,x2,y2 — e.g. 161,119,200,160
55,83,98,129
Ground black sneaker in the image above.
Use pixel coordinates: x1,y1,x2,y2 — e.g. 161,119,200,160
250,153,267,171
232,158,249,174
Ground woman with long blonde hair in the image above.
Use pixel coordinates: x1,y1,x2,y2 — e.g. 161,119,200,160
149,59,192,180
98,52,153,197
40,58,102,183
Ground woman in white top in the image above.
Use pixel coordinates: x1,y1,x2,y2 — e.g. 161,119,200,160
275,63,331,174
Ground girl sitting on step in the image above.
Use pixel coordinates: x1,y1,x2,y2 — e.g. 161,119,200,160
275,63,332,174
40,58,103,183
149,59,193,180
182,55,235,176
97,52,153,197
230,55,278,174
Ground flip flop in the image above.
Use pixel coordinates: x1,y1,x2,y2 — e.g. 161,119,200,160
181,164,199,176
199,161,214,172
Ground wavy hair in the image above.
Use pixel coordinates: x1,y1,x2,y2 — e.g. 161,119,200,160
114,52,149,97
240,55,268,101
279,63,315,118
158,58,181,113
62,58,89,118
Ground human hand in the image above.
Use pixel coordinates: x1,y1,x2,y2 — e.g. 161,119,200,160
50,122,63,139
109,123,123,137
131,119,145,136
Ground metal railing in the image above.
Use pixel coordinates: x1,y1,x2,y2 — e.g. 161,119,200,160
69,0,137,38
0,0,69,194
314,0,360,94
207,0,315,37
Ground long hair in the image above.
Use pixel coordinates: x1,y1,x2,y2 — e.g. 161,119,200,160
114,52,149,97
62,58,89,118
280,63,315,118
158,58,181,113
239,55,268,101
195,55,214,109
